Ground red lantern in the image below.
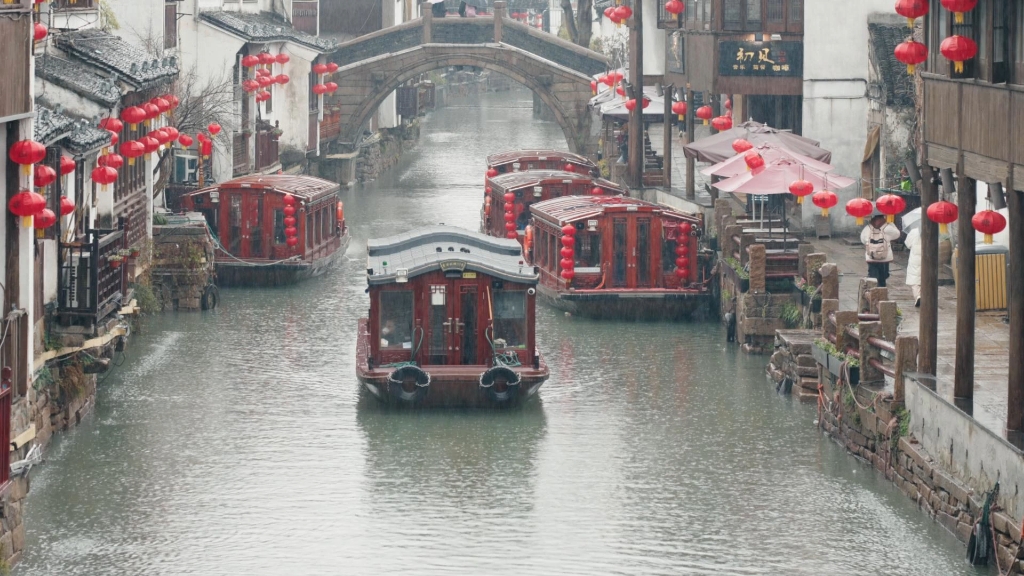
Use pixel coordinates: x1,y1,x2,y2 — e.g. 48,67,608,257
696,105,713,125
33,23,47,42
926,199,959,233
149,129,167,146
60,155,76,176
876,193,906,223
615,85,626,97
677,221,692,236
603,6,616,21
724,98,732,110
178,134,194,148
560,235,574,247
711,115,733,131
744,151,765,172
940,35,977,73
503,202,514,212
941,0,977,23
166,95,180,110
671,101,687,121
972,209,1006,244
812,190,838,217
625,98,638,112
107,131,119,148
665,0,684,15
33,208,56,230
276,74,290,85
258,75,274,89
59,196,75,217
487,168,499,178
276,53,290,65
599,73,613,87
284,226,298,237
313,84,328,95
98,117,123,133
560,247,574,259
258,52,274,65
732,139,753,153
153,97,171,115
120,106,147,130
143,103,160,123
561,224,576,236
788,179,814,204
895,40,928,74
561,269,575,281
283,205,296,217
895,0,929,27
120,141,145,165
9,140,45,176
164,127,180,142
590,186,603,196
613,5,632,23
98,153,125,170
326,62,339,73
33,165,57,190
283,193,296,206
8,191,46,227
141,136,160,154
91,166,118,191
675,244,689,256
503,192,515,203
286,236,299,247
256,68,271,77
207,123,222,136
325,82,338,93
312,63,329,75
241,55,260,68
284,216,296,227
845,197,874,226
242,79,260,93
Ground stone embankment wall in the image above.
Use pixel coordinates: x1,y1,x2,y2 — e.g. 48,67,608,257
356,123,420,184
151,225,216,311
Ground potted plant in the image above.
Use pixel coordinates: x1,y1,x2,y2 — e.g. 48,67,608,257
130,247,141,258
813,339,860,385
109,254,123,269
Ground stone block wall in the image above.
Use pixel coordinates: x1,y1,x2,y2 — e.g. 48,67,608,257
151,226,216,311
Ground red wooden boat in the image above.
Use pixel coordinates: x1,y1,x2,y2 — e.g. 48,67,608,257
356,226,548,407
527,195,712,320
486,149,597,176
481,170,627,241
181,175,350,287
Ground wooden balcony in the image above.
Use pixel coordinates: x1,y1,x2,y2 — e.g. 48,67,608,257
255,129,279,171
57,224,129,332
321,110,341,142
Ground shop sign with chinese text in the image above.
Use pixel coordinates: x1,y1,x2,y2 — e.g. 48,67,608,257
719,41,802,77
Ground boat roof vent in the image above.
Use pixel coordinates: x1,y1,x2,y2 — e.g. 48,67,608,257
460,247,470,253
447,246,455,252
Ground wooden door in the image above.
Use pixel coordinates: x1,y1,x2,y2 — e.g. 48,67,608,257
224,192,244,256
612,217,628,287
636,217,652,287
426,283,452,365
611,216,649,288
454,281,479,365
245,194,264,258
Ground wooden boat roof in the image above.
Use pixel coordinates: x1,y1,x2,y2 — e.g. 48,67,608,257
366,226,538,286
186,175,340,201
486,149,596,168
530,195,699,225
488,170,626,192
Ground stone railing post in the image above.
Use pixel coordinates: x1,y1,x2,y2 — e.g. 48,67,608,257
857,277,878,313
739,233,755,266
715,199,732,238
747,244,766,293
893,335,919,404
867,287,889,315
804,252,826,286
835,311,859,355
819,262,839,300
798,244,814,279
723,224,742,259
859,321,883,383
879,300,898,341
821,299,840,340
494,0,506,42
422,1,432,43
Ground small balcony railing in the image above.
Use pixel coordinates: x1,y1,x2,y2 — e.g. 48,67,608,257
58,223,128,328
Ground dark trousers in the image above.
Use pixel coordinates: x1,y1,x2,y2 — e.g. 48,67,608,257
867,261,890,287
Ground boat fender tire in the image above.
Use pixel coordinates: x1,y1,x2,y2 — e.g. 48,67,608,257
479,366,522,403
201,284,220,311
386,365,431,404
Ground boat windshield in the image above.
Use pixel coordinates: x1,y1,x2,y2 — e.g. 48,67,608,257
492,290,527,349
380,291,414,350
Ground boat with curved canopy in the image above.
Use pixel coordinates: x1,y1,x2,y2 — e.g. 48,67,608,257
485,149,597,176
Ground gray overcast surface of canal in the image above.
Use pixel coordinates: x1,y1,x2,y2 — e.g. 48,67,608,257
16,88,992,576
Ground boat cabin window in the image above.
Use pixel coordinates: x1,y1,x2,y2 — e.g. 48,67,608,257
547,230,557,271
380,291,414,349
322,208,330,239
315,210,322,245
492,290,527,349
575,231,601,268
229,195,242,254
307,213,315,247
274,210,286,244
536,229,548,268
662,231,677,272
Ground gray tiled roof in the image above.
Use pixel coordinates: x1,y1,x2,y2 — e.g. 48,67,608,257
366,226,537,285
56,30,178,90
34,104,112,155
869,23,915,108
36,54,122,107
200,10,336,53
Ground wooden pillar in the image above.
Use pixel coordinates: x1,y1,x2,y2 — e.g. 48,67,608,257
1007,185,1024,430
663,85,674,189
685,88,695,200
627,4,644,189
918,165,939,375
954,168,976,400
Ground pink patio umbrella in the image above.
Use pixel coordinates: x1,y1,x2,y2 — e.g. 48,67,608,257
700,143,838,179
684,121,831,164
714,158,856,226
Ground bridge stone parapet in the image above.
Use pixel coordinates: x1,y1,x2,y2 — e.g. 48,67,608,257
324,7,608,158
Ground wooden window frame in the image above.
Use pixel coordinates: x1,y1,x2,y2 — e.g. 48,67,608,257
721,0,802,33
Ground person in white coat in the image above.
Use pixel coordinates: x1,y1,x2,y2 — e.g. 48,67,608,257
860,214,901,288
904,227,921,306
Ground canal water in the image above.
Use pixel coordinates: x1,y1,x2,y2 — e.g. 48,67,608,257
18,89,992,575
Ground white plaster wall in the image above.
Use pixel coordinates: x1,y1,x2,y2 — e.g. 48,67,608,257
273,50,316,153
642,0,665,76
377,0,403,130
0,125,7,315
33,81,108,123
105,0,168,54
801,0,893,230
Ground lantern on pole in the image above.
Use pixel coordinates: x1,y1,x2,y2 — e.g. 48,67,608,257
91,166,118,192
895,40,928,74
845,197,874,226
876,193,906,223
811,189,838,217
940,35,977,73
665,0,684,16
695,105,713,125
972,209,1006,244
672,101,687,121
711,115,733,131
926,199,958,233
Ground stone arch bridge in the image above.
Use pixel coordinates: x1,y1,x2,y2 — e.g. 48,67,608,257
324,4,608,158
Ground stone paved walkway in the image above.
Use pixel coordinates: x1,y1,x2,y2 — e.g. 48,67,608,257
811,236,1012,437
